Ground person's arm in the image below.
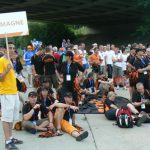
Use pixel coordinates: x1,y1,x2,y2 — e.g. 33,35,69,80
110,104,118,109
105,99,118,109
132,102,143,107
0,64,12,80
50,102,78,111
23,104,40,121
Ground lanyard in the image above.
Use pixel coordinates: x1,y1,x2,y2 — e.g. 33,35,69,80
141,59,146,66
67,63,70,74
89,79,94,87
141,94,145,99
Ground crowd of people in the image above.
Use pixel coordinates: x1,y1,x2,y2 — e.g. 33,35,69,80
0,40,150,149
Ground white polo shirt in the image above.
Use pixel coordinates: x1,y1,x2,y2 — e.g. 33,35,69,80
105,50,115,65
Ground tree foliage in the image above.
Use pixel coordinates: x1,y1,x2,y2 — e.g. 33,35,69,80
6,22,76,48
136,0,150,36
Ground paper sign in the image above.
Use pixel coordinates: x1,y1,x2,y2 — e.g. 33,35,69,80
0,11,29,38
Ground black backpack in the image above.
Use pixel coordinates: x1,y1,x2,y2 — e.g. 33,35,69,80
116,107,133,128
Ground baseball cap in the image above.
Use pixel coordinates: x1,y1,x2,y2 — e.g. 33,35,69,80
28,91,37,97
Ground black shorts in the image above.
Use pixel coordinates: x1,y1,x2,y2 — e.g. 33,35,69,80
105,109,117,120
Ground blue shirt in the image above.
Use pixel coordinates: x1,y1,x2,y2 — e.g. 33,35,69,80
23,51,35,66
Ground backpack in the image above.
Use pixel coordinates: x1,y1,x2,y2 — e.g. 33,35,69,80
116,107,133,128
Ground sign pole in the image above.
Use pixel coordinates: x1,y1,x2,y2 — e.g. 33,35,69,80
5,33,10,60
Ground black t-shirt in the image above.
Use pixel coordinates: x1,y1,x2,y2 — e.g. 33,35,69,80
43,54,56,75
127,55,135,65
31,54,44,75
63,108,75,122
22,102,49,121
83,79,95,92
132,90,150,112
105,98,115,109
37,97,56,118
60,62,84,91
133,58,148,77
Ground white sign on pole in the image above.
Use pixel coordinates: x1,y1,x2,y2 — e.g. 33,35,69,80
0,11,29,38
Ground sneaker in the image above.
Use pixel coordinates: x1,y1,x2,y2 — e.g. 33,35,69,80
76,131,88,141
136,114,147,127
11,138,23,144
5,141,18,149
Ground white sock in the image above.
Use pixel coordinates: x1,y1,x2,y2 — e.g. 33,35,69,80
9,136,13,140
6,140,11,144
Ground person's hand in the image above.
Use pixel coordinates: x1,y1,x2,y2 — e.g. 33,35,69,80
70,106,79,112
33,104,40,110
6,64,12,72
48,122,54,130
34,74,38,77
49,104,55,110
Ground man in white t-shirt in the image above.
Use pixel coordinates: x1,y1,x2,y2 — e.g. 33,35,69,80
121,49,128,75
113,48,123,89
78,43,89,70
105,48,115,78
99,45,107,75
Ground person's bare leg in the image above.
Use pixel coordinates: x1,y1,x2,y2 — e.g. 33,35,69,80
2,122,11,140
35,121,49,131
54,108,64,130
72,114,76,125
71,130,80,138
9,123,13,137
72,130,89,141
127,103,139,114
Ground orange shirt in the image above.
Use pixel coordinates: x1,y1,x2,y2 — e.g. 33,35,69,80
74,54,83,66
89,54,100,65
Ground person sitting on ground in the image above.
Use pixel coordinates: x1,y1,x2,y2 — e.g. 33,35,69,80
37,79,54,97
132,82,150,114
83,72,99,96
96,71,114,98
51,92,89,141
37,87,58,119
104,91,147,127
22,91,53,134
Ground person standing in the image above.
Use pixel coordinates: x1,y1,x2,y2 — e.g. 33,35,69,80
59,51,84,105
43,47,59,90
0,51,23,149
31,47,44,87
105,46,115,79
23,45,35,87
